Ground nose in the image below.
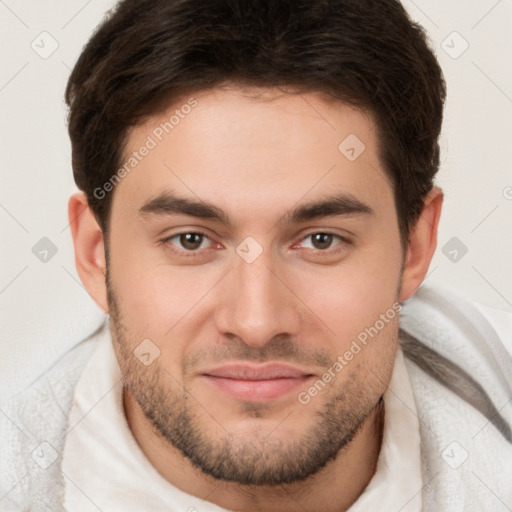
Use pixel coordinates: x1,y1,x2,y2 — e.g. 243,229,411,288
214,248,301,348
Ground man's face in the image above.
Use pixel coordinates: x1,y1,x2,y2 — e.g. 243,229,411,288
107,86,404,485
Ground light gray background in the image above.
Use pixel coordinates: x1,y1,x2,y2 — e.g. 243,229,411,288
1,1,511,377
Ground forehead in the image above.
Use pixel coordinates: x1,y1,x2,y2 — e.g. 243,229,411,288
113,86,393,222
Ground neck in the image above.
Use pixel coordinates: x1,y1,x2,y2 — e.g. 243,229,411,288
124,390,385,512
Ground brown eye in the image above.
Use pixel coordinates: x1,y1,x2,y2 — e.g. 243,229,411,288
179,233,204,250
311,233,334,250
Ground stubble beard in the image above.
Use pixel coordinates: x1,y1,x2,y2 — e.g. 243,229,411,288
107,280,388,486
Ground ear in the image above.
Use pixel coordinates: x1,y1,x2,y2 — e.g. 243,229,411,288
399,186,444,302
68,192,108,313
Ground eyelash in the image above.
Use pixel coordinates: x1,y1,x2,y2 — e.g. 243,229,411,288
160,231,216,258
160,231,352,257
293,233,351,254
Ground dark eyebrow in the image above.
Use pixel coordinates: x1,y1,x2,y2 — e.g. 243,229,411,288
284,193,374,224
139,192,231,225
139,191,373,226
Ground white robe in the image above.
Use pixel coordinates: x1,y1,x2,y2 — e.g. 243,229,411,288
1,282,511,511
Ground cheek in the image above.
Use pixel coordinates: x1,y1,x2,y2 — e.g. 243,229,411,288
289,240,403,345
108,240,223,352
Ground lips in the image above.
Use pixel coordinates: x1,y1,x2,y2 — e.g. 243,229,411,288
205,363,310,380
202,363,314,402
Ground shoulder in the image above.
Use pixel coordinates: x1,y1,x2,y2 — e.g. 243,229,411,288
400,281,512,390
398,282,512,508
399,281,512,431
0,320,107,511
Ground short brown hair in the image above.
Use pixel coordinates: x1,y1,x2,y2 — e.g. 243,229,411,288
65,0,446,248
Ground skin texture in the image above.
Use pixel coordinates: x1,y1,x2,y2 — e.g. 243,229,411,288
69,85,443,512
